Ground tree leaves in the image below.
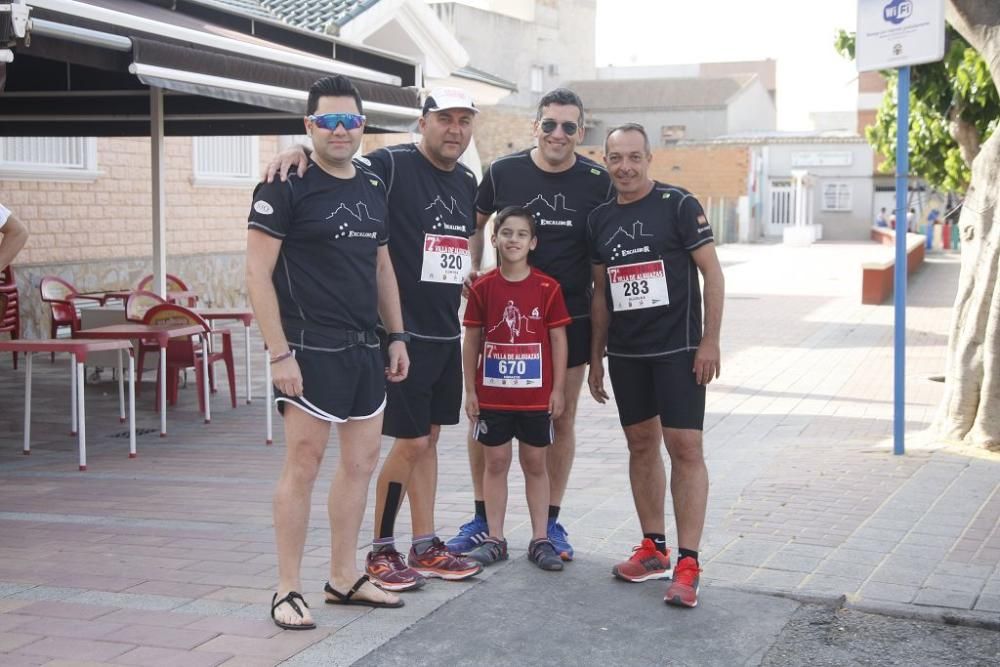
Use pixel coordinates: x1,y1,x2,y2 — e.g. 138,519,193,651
835,27,998,193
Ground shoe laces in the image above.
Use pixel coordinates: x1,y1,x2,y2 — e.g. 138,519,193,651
672,557,701,586
548,521,568,540
378,549,409,571
629,538,661,563
459,517,486,535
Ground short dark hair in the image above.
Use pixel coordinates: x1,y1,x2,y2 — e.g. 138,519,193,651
604,122,651,154
494,205,536,238
307,75,363,116
536,88,584,124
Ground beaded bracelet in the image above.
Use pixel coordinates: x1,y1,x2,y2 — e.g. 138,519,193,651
269,350,294,364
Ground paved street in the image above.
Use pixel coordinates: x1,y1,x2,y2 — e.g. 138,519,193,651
0,241,997,665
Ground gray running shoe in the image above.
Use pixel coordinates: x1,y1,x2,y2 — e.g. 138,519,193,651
528,538,564,571
466,537,508,566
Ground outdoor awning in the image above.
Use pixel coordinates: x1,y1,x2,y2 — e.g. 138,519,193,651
0,0,423,135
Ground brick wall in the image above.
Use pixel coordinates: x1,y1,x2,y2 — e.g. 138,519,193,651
0,136,279,265
474,106,536,166
578,144,749,200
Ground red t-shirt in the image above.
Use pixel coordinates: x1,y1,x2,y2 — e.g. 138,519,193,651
464,267,571,411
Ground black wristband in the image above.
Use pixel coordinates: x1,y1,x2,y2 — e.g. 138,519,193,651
387,332,410,344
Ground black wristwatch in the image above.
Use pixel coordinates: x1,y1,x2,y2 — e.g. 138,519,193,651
387,332,411,344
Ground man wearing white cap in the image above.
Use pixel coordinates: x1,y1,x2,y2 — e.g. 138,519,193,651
267,87,484,591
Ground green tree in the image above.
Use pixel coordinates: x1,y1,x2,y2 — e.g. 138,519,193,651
835,25,998,192
838,1,1000,451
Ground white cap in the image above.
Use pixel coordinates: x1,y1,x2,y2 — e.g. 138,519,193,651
422,87,478,115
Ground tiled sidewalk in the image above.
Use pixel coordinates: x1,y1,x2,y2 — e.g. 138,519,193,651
0,241,997,665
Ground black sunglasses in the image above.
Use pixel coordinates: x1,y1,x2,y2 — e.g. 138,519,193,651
539,119,579,135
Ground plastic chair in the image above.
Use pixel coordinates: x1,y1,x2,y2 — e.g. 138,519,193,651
0,267,20,368
39,276,103,362
136,273,199,306
125,290,167,393
142,303,236,412
125,290,166,322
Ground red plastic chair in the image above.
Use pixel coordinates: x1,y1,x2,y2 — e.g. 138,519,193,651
136,273,199,306
0,267,20,368
125,291,167,394
39,276,103,362
142,303,236,412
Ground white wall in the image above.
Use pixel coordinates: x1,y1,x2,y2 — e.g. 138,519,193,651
725,80,776,134
764,141,875,240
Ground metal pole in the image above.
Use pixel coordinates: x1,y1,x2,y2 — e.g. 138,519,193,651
894,66,910,456
151,86,167,298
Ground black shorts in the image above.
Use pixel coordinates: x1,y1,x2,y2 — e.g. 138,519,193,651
565,317,591,369
474,410,553,447
608,351,705,430
382,338,462,439
275,327,385,423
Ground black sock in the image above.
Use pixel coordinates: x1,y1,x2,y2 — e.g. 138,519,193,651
474,500,487,521
678,548,699,563
548,505,560,521
378,482,403,539
644,533,668,555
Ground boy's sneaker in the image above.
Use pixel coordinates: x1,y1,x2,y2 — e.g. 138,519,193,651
365,548,426,592
664,556,701,608
528,538,564,571
445,516,489,554
408,538,483,580
611,538,672,582
466,537,508,566
547,519,574,561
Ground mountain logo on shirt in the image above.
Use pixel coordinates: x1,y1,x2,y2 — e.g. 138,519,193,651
607,221,654,260
425,195,469,233
327,202,383,240
525,193,575,228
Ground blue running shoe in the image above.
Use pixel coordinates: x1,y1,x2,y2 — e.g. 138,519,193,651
547,519,574,561
445,516,489,554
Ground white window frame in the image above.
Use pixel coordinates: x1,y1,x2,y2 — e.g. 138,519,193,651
0,137,100,181
821,181,852,211
191,135,260,187
530,66,544,93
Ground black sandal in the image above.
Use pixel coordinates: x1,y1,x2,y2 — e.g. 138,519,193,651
271,591,316,630
324,574,404,608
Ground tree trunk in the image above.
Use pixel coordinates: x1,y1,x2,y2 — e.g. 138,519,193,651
934,1,1000,450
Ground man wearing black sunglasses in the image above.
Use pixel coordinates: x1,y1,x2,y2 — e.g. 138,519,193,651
446,88,613,562
265,87,485,593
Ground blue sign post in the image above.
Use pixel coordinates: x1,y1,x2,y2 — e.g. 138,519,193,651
894,66,910,456
857,0,945,456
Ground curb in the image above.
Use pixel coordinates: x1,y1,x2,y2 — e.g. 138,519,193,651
727,582,1000,631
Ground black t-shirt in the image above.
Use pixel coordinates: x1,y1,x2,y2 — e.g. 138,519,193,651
587,182,714,357
361,144,477,342
248,161,388,333
476,149,613,318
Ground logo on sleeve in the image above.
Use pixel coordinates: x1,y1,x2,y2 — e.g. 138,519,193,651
253,200,274,215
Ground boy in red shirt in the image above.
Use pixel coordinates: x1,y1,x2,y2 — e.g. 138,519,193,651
462,206,570,571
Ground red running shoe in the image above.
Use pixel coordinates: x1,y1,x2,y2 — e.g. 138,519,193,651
664,556,701,608
365,548,426,592
408,538,483,580
611,538,672,582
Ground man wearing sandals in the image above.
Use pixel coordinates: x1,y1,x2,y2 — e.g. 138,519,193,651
247,75,409,629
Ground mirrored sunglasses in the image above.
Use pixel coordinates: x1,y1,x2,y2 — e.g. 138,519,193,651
539,119,579,135
309,113,366,131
